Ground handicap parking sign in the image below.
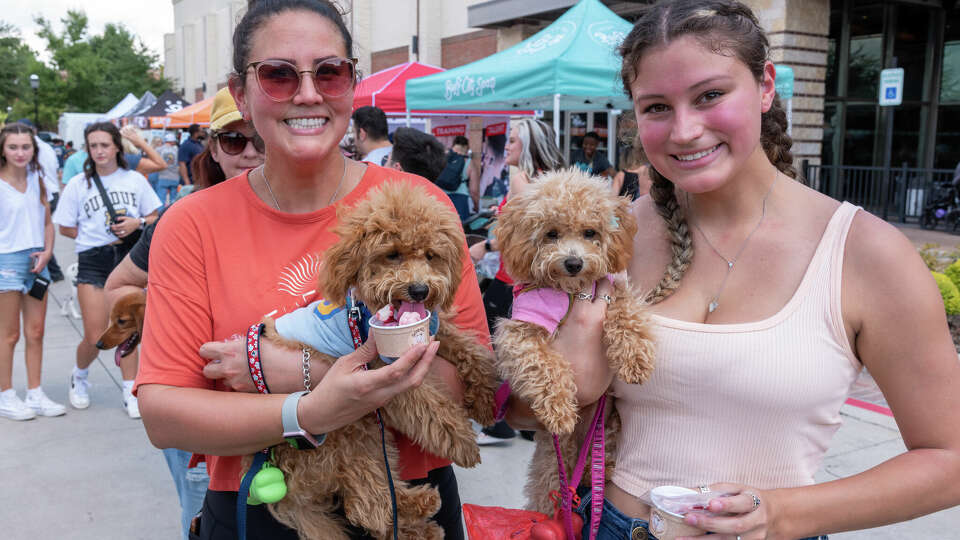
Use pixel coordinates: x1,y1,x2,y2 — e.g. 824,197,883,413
879,68,904,106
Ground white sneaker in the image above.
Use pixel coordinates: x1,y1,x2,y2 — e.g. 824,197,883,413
25,389,66,417
0,390,37,421
123,391,141,419
69,373,91,409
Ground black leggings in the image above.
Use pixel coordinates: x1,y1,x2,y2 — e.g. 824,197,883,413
191,465,463,539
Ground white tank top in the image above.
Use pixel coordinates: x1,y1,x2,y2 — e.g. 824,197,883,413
0,170,46,254
612,202,863,496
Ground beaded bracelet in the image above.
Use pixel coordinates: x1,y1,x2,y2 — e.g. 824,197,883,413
301,347,311,392
246,323,270,394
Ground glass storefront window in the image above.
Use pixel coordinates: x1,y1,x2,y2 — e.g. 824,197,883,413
848,37,882,100
893,5,930,103
844,105,877,166
825,8,841,98
847,3,883,100
934,106,960,170
821,104,839,166
890,105,921,168
942,9,960,104
944,42,960,103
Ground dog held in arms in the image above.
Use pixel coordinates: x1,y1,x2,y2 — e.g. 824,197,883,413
96,289,146,365
493,168,656,514
253,181,498,539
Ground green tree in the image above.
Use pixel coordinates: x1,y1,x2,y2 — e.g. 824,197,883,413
0,21,48,125
35,10,171,114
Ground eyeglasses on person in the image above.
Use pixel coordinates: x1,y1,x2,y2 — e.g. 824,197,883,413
245,57,358,102
214,131,265,155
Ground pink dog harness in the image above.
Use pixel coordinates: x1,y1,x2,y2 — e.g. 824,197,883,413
510,276,612,335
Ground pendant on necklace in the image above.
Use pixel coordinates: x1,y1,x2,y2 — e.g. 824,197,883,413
708,300,719,313
727,261,734,268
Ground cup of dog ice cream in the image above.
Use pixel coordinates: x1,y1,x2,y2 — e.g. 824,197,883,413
647,486,707,540
368,302,433,360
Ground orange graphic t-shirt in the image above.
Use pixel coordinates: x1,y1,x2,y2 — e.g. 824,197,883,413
136,164,490,492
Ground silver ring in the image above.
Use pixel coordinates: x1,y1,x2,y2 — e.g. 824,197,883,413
600,294,613,304
697,485,710,493
750,492,761,510
575,292,593,301
737,536,742,540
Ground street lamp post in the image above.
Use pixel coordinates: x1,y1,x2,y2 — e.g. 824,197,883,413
29,74,39,127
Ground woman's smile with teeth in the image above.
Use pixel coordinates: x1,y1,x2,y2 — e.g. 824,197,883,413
285,117,328,129
674,144,720,161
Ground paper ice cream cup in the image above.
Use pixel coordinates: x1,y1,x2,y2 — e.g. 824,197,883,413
369,309,433,360
647,486,706,540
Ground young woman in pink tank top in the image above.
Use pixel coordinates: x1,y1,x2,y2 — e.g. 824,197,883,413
507,1,960,539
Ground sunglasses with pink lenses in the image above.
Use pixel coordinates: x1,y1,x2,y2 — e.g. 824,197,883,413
246,57,358,101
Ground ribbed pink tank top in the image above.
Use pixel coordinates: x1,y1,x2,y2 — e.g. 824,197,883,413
612,202,863,497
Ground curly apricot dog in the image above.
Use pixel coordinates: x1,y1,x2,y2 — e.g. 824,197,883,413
493,168,656,513
252,181,498,539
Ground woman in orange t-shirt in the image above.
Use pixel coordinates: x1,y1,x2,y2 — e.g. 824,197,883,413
135,2,487,538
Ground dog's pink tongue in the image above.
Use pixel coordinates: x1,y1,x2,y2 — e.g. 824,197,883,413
397,301,427,320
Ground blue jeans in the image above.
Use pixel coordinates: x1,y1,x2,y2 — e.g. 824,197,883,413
155,178,180,206
162,448,210,540
575,492,828,540
0,248,52,294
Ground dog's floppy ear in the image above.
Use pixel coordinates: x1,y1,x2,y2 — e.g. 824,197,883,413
134,298,146,332
605,195,638,273
319,202,370,305
435,208,467,311
495,192,538,284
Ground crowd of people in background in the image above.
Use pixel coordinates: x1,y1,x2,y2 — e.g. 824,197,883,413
7,3,960,540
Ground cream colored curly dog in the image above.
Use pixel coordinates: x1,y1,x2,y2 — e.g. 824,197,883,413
249,181,498,539
493,168,656,513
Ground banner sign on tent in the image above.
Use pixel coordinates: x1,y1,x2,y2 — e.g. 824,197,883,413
479,118,511,203
433,124,467,138
484,122,507,137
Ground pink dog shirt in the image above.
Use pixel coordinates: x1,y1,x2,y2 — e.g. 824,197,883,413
511,276,611,335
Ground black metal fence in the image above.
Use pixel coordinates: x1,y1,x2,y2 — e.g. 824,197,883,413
802,160,957,223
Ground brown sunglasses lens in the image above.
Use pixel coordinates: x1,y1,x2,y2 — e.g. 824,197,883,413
217,132,264,155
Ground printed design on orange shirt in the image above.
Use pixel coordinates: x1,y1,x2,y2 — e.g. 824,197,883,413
277,253,323,299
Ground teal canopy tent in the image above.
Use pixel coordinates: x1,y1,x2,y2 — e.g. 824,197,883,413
405,0,633,148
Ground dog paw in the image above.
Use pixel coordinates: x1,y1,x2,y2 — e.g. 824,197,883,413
616,360,653,385
465,387,497,426
536,402,579,435
449,441,481,468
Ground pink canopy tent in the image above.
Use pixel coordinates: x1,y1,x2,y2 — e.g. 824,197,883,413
354,62,532,117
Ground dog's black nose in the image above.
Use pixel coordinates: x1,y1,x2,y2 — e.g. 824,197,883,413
563,257,583,275
95,340,106,350
408,283,429,302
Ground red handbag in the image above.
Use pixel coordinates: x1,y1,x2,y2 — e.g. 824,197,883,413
463,396,606,540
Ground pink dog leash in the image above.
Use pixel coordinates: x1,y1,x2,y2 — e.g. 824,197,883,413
553,394,606,540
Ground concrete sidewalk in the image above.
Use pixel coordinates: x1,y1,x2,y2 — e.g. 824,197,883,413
1,234,958,539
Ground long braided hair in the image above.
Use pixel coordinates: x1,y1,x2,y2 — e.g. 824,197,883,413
618,0,796,304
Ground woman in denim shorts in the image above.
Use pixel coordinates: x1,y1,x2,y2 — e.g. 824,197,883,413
52,122,161,413
0,123,65,421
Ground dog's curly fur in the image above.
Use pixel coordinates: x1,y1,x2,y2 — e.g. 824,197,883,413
492,168,656,513
253,181,499,539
